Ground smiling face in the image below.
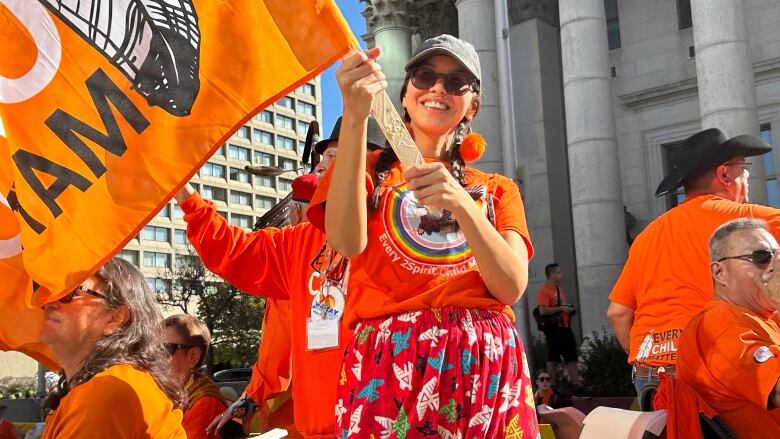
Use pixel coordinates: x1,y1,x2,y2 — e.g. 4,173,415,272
401,55,478,141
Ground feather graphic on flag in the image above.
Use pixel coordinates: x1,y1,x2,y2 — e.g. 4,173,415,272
348,404,363,437
375,318,392,348
397,310,421,323
483,332,504,362
463,312,477,345
357,379,385,403
373,416,394,439
418,325,448,348
40,0,201,116
466,374,481,404
335,399,347,424
498,379,523,413
352,350,363,381
437,426,463,439
468,404,493,433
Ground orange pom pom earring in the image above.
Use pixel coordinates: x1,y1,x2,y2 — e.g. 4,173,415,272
459,132,486,163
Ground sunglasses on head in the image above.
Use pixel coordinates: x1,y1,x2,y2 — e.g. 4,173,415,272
409,67,477,96
718,248,779,268
58,285,110,304
162,343,193,355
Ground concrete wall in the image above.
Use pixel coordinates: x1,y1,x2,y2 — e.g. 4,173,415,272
0,352,37,380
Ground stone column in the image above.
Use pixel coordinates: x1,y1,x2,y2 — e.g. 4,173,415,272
559,0,627,336
361,0,415,110
455,0,503,174
690,0,767,204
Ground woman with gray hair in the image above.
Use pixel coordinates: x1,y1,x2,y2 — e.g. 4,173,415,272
40,257,186,438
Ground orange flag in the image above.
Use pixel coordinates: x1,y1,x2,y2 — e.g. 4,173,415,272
0,0,357,367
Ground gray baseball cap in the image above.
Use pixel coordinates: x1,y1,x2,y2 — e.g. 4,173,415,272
404,34,481,83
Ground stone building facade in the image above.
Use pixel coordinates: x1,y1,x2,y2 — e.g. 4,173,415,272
359,0,780,343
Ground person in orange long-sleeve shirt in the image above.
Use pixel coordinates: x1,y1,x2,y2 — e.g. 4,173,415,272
164,314,227,439
179,120,387,439
607,128,780,410
676,218,780,437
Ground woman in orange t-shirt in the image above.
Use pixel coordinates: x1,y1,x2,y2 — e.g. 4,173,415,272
312,35,539,438
40,257,185,439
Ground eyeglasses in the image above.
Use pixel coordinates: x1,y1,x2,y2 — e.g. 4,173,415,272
537,376,551,382
409,67,477,96
58,285,110,304
717,249,779,268
162,343,193,355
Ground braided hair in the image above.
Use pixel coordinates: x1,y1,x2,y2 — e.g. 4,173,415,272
369,70,480,211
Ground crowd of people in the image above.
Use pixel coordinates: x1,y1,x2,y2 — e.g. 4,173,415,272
17,32,780,439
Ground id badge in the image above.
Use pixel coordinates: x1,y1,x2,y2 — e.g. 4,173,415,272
306,317,340,351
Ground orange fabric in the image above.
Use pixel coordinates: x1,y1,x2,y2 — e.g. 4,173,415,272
183,395,226,439
653,373,715,439
246,299,293,404
534,388,557,406
181,193,351,438
536,284,570,327
0,419,20,439
308,150,533,328
41,364,185,439
677,301,780,437
0,0,356,367
609,194,780,366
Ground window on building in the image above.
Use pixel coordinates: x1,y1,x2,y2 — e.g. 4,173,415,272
604,0,621,50
255,175,276,189
174,229,187,244
297,83,315,96
201,162,226,178
218,210,228,220
146,277,170,293
256,195,275,210
212,144,226,158
253,129,274,145
677,0,692,30
278,157,297,171
761,124,779,208
175,254,198,268
256,110,273,124
278,136,295,151
296,101,316,117
202,185,228,202
254,151,273,166
228,144,251,161
173,204,184,220
118,249,139,266
229,167,250,183
155,204,170,218
277,114,294,130
277,96,294,110
230,213,254,229
297,120,310,136
662,141,686,209
230,190,252,206
236,126,250,139
141,226,170,242
279,178,293,192
143,251,171,268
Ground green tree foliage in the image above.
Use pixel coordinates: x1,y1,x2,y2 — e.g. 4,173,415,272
156,245,265,372
579,329,635,397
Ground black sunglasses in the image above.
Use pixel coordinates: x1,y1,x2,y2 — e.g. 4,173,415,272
58,285,110,304
537,376,551,382
718,249,779,268
409,67,477,96
162,343,194,355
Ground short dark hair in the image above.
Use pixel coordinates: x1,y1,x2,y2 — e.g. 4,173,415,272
545,263,560,278
710,218,769,261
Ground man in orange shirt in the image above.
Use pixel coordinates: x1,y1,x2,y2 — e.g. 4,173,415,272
676,218,780,436
536,263,578,385
607,128,780,409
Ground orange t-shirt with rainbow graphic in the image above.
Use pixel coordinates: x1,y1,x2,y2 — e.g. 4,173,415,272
309,151,533,328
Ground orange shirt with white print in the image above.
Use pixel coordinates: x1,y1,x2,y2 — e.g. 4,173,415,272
677,301,780,437
308,150,533,327
609,194,780,367
42,364,185,439
180,193,350,438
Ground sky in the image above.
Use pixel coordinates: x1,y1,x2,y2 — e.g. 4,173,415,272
320,0,368,138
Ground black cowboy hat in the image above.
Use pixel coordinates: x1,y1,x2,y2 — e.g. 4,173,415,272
301,120,320,168
313,116,387,154
655,128,771,197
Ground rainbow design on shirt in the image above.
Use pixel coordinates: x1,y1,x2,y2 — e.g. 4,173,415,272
382,183,481,265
